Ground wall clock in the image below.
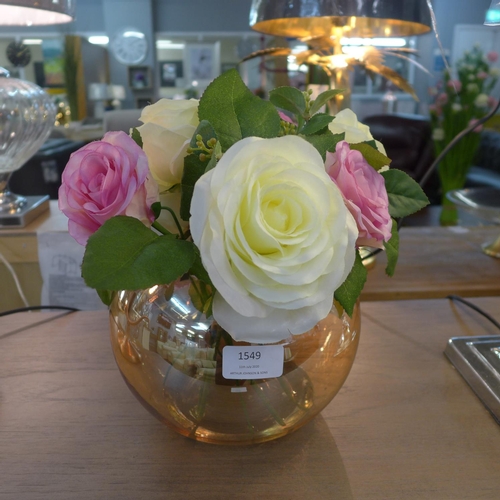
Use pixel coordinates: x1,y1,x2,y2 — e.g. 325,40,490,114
110,28,148,65
6,41,31,68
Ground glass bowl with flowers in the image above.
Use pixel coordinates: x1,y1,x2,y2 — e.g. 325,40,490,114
58,70,428,444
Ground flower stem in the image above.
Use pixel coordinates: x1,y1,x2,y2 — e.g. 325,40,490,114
250,380,286,427
160,205,185,238
151,221,173,236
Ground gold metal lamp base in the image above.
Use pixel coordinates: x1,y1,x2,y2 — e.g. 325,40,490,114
482,234,500,258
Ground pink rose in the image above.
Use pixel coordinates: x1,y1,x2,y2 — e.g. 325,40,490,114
477,71,489,80
59,131,159,245
437,92,449,105
278,110,296,124
446,80,462,92
428,104,442,116
487,51,498,63
468,118,483,133
326,141,392,249
488,96,498,108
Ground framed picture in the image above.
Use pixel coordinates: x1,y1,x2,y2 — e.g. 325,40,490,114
185,43,220,86
159,60,183,87
128,66,152,90
41,38,65,88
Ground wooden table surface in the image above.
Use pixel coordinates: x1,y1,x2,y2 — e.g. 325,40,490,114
2,205,500,311
1,298,500,499
361,225,500,301
0,201,68,311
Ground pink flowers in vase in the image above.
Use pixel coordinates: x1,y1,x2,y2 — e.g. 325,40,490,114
58,131,158,245
326,141,392,249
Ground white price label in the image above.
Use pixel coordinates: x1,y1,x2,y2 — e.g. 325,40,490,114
222,345,284,380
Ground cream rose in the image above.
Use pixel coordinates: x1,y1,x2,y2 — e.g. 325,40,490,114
138,98,199,190
328,108,386,155
190,135,358,343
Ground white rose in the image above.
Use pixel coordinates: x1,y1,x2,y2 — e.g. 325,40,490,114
490,68,500,77
466,83,479,93
190,135,358,343
138,98,199,190
432,128,445,141
328,108,387,155
452,103,462,112
475,93,489,107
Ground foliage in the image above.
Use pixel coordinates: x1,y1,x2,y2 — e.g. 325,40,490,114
429,45,498,223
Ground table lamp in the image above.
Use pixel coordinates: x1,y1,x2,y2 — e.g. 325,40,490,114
0,68,57,227
485,0,500,25
0,0,75,227
249,0,432,111
108,84,126,110
0,0,75,25
88,83,110,119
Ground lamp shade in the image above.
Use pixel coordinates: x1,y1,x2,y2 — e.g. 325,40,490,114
249,0,432,38
485,1,500,26
0,0,75,26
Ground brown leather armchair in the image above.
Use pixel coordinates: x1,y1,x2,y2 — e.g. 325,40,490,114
362,113,439,203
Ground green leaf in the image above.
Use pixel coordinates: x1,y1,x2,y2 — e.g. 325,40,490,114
131,127,143,148
300,113,335,135
334,251,367,317
180,153,207,221
269,86,306,117
151,201,161,220
96,289,115,306
297,114,305,132
309,89,345,116
82,216,196,290
189,250,213,286
198,69,280,151
304,131,344,160
384,219,399,277
381,169,430,218
349,142,391,170
189,278,214,317
179,121,218,221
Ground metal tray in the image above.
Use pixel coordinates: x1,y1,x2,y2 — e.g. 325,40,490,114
445,335,500,424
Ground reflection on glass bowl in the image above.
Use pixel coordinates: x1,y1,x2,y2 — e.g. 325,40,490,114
447,187,500,258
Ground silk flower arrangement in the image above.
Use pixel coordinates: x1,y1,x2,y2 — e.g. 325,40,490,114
59,70,428,343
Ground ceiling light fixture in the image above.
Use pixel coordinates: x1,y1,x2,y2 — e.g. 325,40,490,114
249,0,431,39
88,36,109,45
485,0,500,25
248,0,431,112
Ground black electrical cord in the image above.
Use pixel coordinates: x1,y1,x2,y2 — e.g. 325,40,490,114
446,295,500,332
0,305,80,318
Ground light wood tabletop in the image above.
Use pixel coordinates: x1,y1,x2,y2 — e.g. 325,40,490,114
2,205,500,311
0,201,68,311
1,297,500,499
361,225,500,301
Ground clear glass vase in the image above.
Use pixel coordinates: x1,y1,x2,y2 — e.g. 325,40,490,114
109,279,361,445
